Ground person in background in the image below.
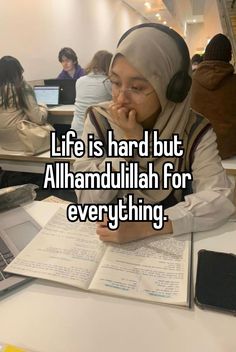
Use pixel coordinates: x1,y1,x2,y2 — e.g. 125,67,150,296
71,50,112,138
191,34,236,159
0,55,48,151
191,53,203,72
57,47,85,80
74,24,234,244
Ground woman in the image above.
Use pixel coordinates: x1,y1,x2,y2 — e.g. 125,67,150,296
71,50,112,138
74,24,234,243
57,47,85,80
0,55,48,151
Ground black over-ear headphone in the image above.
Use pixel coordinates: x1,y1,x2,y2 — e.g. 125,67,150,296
117,23,192,103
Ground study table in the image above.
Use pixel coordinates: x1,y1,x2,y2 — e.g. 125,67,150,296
48,105,74,125
0,148,75,174
0,201,236,352
222,156,236,176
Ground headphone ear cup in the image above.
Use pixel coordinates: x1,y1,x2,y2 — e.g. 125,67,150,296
166,71,192,103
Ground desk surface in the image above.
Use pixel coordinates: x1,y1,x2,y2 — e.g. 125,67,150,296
48,105,74,125
0,148,75,173
0,201,236,352
222,156,236,175
48,104,74,115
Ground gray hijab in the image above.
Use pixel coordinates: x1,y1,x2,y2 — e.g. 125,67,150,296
113,26,192,203
113,26,192,139
95,26,193,203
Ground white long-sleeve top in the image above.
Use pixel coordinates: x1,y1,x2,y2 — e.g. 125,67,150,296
71,73,112,138
73,116,235,236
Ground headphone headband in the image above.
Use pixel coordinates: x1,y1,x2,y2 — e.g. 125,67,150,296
117,23,192,103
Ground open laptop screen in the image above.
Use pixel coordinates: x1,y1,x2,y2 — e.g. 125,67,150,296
44,79,76,104
34,86,59,105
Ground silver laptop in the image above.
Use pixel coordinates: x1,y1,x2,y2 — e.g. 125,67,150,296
34,85,60,106
0,207,41,295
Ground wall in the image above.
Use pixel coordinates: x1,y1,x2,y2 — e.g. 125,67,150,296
203,0,223,41
186,0,223,56
0,0,145,80
186,23,205,55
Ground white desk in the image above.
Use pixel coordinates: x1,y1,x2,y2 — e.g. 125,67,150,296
48,105,74,125
0,148,75,174
0,201,236,352
222,157,236,205
222,156,236,176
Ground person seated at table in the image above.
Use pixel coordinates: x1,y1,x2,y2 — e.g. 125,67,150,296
191,53,203,72
57,47,85,80
71,50,112,138
74,23,235,244
191,34,236,159
0,55,48,151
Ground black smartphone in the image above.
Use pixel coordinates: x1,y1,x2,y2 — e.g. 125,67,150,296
195,249,236,315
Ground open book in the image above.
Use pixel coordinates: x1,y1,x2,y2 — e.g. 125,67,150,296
5,208,192,307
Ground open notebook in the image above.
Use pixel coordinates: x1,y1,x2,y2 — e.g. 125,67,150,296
5,208,193,307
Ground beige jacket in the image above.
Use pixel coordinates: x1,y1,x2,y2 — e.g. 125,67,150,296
0,81,48,151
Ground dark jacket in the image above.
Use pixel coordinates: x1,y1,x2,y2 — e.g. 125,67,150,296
191,60,236,159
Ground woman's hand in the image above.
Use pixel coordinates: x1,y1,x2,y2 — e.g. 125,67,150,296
96,218,173,244
108,102,143,141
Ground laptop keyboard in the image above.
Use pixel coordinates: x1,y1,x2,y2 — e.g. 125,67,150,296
0,237,15,281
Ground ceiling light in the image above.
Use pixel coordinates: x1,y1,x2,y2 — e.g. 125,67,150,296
144,2,151,9
193,19,196,23
163,21,167,25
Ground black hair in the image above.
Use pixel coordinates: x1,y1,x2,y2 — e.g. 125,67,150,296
0,55,27,109
191,54,203,64
58,47,78,66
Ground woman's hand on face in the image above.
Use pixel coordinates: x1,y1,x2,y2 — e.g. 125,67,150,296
96,218,173,244
108,102,143,140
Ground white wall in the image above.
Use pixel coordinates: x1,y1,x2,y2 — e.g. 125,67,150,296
186,23,205,55
0,0,145,80
186,0,223,56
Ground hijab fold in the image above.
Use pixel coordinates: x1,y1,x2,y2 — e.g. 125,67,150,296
93,26,193,203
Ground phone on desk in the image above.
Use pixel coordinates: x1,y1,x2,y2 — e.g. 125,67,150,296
195,249,236,315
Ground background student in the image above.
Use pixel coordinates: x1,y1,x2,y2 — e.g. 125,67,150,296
57,47,85,80
191,53,203,72
71,50,112,138
74,24,234,243
0,55,48,152
191,34,236,159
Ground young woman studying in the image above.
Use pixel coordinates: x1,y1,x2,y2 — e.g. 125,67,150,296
73,24,235,243
0,56,48,152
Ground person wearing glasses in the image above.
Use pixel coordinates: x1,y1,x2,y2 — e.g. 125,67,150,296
73,24,234,243
71,50,112,138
